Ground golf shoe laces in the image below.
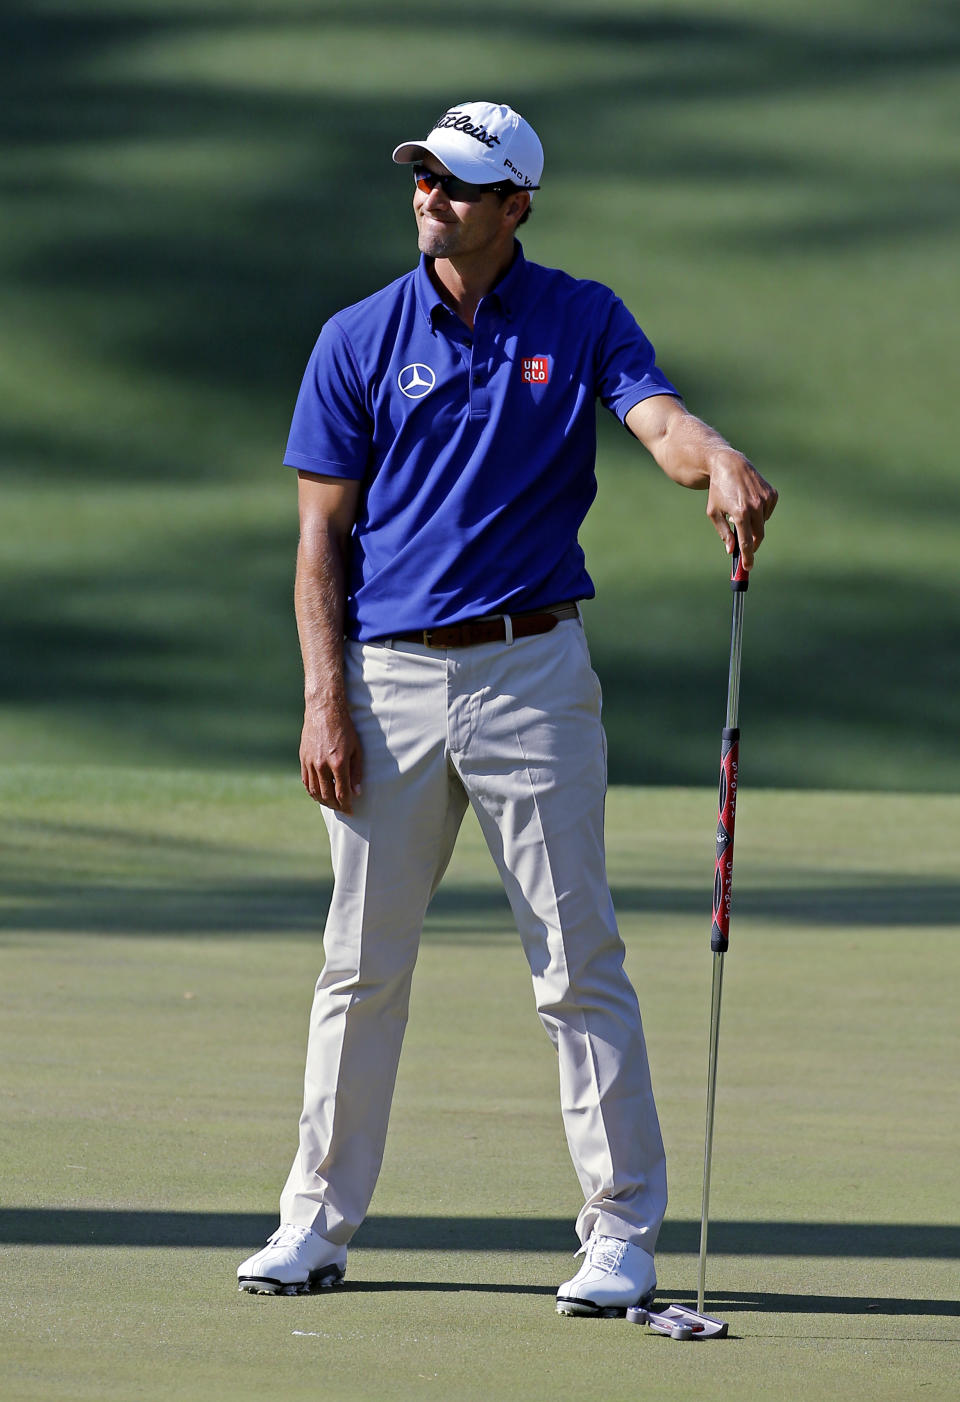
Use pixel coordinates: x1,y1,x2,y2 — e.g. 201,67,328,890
582,1235,629,1272
266,1224,314,1250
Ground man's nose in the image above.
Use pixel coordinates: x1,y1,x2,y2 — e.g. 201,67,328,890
422,181,450,210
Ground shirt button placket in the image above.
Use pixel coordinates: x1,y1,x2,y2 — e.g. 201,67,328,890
469,336,490,420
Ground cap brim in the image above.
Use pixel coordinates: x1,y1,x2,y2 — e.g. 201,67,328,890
391,136,497,184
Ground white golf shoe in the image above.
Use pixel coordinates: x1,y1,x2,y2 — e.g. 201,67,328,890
556,1234,657,1316
237,1224,346,1296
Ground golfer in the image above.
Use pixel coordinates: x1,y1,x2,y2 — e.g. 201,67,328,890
238,101,777,1313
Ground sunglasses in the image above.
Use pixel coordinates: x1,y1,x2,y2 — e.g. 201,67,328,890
412,165,536,202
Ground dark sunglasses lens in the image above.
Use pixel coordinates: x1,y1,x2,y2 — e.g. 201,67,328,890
451,178,484,201
413,166,486,201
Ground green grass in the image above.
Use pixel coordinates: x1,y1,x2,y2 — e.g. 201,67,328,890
2,0,959,786
2,3,958,1393
2,768,958,1400
2,4,957,1396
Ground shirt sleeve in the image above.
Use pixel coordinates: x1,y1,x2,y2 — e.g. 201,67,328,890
283,318,372,478
594,292,680,421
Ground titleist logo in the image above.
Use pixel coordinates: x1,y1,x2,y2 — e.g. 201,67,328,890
434,109,501,149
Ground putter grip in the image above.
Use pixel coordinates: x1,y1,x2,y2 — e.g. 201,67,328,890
730,536,749,592
710,726,740,952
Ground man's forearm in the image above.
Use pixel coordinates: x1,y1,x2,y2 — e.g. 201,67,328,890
625,396,778,567
295,522,350,706
645,408,741,489
294,474,364,811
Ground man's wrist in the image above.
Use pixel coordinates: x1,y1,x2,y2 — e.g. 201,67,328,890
706,445,748,483
304,684,348,710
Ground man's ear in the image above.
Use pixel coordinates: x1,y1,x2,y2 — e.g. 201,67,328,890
503,190,531,227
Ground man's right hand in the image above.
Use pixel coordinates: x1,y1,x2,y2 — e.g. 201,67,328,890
300,699,364,814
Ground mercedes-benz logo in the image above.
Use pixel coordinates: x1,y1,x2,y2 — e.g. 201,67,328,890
398,363,436,399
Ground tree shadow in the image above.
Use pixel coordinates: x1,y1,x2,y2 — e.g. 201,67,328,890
2,867,959,937
3,1208,958,1263
2,1,959,785
658,1289,960,1320
4,1209,956,1320
591,566,960,788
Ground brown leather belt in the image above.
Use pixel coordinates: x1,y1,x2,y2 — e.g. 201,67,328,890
387,602,580,649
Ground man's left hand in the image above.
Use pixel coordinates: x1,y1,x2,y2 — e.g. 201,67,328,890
705,449,778,569
625,397,779,570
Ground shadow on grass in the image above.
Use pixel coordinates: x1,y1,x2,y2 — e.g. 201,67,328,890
3,877,960,936
2,1210,958,1263
338,1285,959,1321
591,565,960,791
4,1211,956,1316
2,2,960,789
654,1289,960,1320
3,541,960,787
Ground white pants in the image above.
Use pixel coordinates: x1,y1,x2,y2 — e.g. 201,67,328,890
280,620,667,1253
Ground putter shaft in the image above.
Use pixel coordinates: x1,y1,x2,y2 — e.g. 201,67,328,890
697,951,725,1313
698,556,748,1315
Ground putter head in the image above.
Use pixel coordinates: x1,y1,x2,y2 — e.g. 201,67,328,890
626,1302,729,1339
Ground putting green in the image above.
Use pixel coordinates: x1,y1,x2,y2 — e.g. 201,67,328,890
4,2,957,1393
1,770,957,1400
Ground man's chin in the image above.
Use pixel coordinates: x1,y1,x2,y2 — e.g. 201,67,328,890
419,233,456,258
417,218,459,257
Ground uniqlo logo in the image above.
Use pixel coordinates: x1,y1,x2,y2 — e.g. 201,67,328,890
521,355,550,384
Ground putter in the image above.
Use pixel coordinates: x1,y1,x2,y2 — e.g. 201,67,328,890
626,1302,729,1340
626,535,747,1343
697,529,749,1318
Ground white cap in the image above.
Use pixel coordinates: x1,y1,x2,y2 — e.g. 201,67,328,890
392,100,543,191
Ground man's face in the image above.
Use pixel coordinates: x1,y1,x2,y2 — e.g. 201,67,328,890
413,154,517,260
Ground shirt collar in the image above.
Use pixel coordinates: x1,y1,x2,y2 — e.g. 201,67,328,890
414,240,528,329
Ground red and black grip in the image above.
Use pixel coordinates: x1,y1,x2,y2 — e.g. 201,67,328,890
710,726,740,953
730,536,749,591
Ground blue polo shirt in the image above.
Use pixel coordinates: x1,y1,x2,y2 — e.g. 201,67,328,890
284,242,678,640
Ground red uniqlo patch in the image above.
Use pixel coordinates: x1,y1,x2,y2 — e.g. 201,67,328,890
521,355,550,384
